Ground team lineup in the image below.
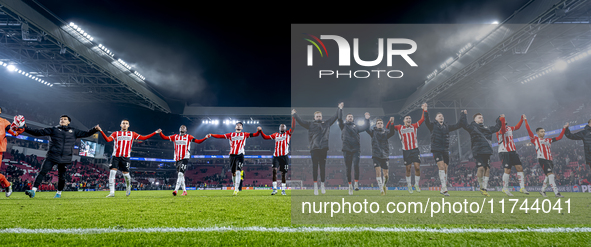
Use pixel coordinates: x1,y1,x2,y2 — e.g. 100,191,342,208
1,102,590,199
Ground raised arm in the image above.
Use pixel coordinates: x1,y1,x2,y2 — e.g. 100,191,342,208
414,110,425,127
364,118,373,136
159,132,172,141
75,126,100,138
192,135,208,144
337,108,344,130
423,110,434,131
513,115,524,130
552,123,568,142
23,126,53,137
387,118,397,139
136,131,157,141
260,131,273,140
565,127,585,140
99,130,114,142
210,133,230,139
325,107,340,126
288,116,296,133
248,131,260,138
293,112,310,130
489,115,505,133
450,110,466,132
524,119,535,139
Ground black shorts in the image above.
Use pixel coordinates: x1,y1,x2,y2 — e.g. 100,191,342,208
475,154,491,168
110,157,130,172
176,159,189,173
272,155,289,173
539,159,554,175
373,158,389,169
230,154,244,174
500,151,522,169
403,149,421,165
432,151,449,165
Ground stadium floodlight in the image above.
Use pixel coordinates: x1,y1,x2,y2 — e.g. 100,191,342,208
2,64,6,67
492,21,499,24
69,22,74,26
6,65,15,72
357,119,365,126
553,59,567,71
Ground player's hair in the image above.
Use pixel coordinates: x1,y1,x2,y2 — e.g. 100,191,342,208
61,115,71,122
436,112,443,117
180,125,186,128
588,119,591,124
314,111,322,115
347,113,353,117
404,115,411,119
473,113,482,120
376,118,383,123
536,127,544,132
121,119,129,123
236,122,243,127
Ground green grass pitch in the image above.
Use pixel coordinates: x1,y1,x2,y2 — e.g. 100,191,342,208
1,190,591,246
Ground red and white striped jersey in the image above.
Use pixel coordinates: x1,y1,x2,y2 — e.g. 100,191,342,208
393,111,425,151
263,131,292,157
524,119,565,161
497,117,523,153
160,133,207,161
211,132,259,155
531,136,557,160
100,131,156,158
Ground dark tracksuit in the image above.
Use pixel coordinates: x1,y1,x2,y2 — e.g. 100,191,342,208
424,111,465,164
461,113,504,168
565,125,591,165
294,109,339,182
24,125,98,191
338,109,369,183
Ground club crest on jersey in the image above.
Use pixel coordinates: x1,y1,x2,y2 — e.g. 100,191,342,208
69,130,73,133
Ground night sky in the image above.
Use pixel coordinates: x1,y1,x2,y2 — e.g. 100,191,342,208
33,0,530,111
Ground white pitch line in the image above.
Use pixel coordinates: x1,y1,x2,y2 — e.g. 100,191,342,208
1,227,591,234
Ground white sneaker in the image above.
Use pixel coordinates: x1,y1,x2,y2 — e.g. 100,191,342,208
106,193,115,198
348,184,353,195
408,186,413,194
502,188,514,196
126,189,131,197
314,183,318,196
5,182,12,197
354,181,359,191
320,182,326,194
415,185,421,193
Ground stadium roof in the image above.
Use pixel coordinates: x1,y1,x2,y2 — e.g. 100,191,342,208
0,0,170,113
394,0,591,116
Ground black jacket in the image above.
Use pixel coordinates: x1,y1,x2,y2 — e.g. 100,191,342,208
424,111,465,152
337,109,369,153
365,119,395,159
294,109,339,151
565,125,591,163
461,114,504,156
24,125,98,163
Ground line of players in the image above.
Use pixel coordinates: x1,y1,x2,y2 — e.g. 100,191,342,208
3,101,590,198
4,113,294,198
292,102,591,198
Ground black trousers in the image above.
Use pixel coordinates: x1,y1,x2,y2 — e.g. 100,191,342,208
34,159,69,191
343,151,360,182
311,148,328,182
